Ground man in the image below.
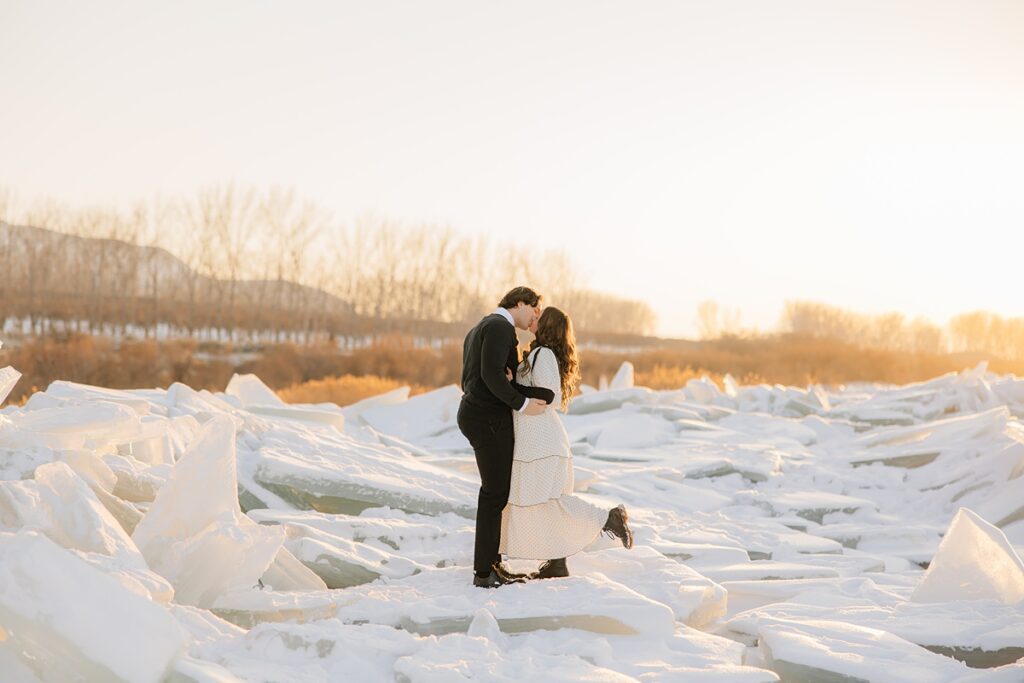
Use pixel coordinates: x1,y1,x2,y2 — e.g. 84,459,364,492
457,286,555,588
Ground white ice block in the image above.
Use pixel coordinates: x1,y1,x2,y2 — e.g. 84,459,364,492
610,361,634,389
358,384,461,443
133,415,284,607
0,531,187,683
594,412,677,449
0,366,21,405
1,400,141,450
911,508,1024,605
225,373,285,408
758,617,967,681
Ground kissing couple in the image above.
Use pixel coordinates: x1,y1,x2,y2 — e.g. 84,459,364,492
457,286,634,588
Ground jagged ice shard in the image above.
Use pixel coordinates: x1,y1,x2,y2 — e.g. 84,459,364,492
132,415,286,607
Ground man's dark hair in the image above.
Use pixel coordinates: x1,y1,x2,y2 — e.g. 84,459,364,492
498,286,542,309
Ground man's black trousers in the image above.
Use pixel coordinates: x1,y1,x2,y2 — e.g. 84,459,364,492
457,399,515,577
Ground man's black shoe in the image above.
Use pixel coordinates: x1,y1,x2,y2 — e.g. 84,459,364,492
493,562,530,581
530,557,569,579
473,568,526,588
603,505,634,549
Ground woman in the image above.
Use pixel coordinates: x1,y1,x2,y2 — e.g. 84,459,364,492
499,306,634,579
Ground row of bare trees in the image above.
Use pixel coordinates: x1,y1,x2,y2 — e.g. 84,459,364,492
777,300,1024,361
0,185,657,342
333,220,657,334
946,311,1024,361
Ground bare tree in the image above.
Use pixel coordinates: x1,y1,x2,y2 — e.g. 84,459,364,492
696,300,720,340
256,187,325,340
20,200,66,334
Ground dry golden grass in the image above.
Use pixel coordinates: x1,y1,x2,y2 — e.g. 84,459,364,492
5,332,1024,408
278,374,430,406
632,365,723,390
582,336,1024,389
0,334,233,405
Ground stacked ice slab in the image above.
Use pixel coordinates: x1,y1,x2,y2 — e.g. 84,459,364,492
0,361,1022,682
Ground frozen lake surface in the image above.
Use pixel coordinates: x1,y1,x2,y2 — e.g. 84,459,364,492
1,361,1023,682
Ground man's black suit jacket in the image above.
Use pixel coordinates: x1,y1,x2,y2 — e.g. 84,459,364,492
460,313,554,412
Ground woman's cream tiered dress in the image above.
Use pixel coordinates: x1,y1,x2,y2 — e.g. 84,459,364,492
499,347,607,560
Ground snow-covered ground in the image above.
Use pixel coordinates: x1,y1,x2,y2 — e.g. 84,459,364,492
1,358,1023,682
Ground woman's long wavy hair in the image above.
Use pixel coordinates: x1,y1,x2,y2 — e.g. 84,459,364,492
526,307,580,411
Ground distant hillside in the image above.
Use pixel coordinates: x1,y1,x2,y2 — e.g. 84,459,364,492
0,222,356,339
0,223,655,346
1,222,353,308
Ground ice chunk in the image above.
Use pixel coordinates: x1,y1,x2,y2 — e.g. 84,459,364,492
43,450,145,536
651,471,734,509
104,452,168,503
660,516,847,569
567,387,656,415
0,444,54,481
568,546,727,627
166,382,245,428
752,491,880,525
133,416,285,607
953,663,1024,682
0,477,42,532
168,604,245,649
0,531,187,683
0,644,43,683
165,655,246,683
246,403,345,429
809,522,942,565
674,442,783,483
74,550,176,604
729,592,1024,669
715,412,818,446
247,507,475,574
700,560,841,583
248,510,437,587
466,607,502,640
594,412,677,449
56,448,117,492
339,385,410,418
250,431,477,518
210,588,338,629
758,618,968,681
685,377,725,405
779,386,831,416
911,508,1024,605
187,620,420,682
225,373,285,407
43,380,153,415
358,384,461,443
94,485,146,535
509,624,778,681
33,462,144,565
281,534,424,588
972,473,1024,529
260,546,329,591
393,628,637,682
337,567,676,638
1,461,145,573
0,366,21,405
610,361,634,389
0,400,142,450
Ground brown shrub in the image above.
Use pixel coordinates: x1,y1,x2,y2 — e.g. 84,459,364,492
278,374,430,406
5,332,1024,409
633,365,724,391
0,334,231,405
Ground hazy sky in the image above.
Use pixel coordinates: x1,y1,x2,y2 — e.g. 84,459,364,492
2,1,1022,337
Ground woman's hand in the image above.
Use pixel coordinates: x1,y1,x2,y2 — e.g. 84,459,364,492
506,368,514,381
